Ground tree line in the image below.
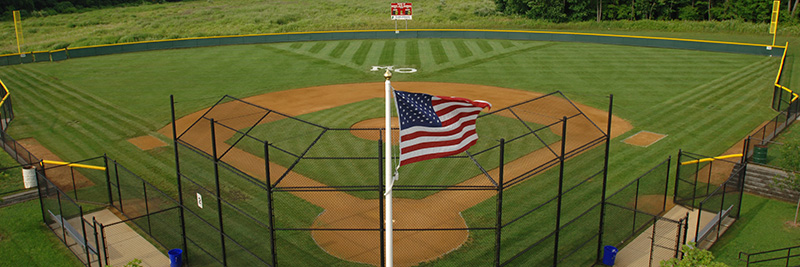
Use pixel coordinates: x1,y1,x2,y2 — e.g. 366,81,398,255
495,0,795,23
1,0,183,20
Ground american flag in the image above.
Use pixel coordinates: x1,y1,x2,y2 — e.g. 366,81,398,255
393,90,491,166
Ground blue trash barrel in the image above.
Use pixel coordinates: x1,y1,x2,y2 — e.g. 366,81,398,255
603,245,618,266
168,248,183,267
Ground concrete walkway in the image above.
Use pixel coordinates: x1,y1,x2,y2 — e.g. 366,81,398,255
79,209,169,267
614,205,717,267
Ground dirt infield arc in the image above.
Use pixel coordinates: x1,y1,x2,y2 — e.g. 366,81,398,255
160,82,632,266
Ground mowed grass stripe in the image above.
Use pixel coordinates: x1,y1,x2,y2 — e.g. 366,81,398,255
0,70,99,157
393,41,406,67
0,68,172,181
13,67,152,135
308,42,326,54
14,66,155,134
3,68,130,141
453,40,473,58
328,41,349,59
378,41,396,66
643,67,772,135
476,40,494,53
351,41,373,66
362,41,385,68
5,69,160,166
404,40,421,67
429,40,449,64
666,67,774,136
638,58,776,123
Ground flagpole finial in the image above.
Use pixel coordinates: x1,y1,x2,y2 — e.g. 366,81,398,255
384,69,392,80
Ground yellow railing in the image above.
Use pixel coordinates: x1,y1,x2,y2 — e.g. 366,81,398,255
0,77,9,109
775,42,798,103
41,159,106,171
681,154,743,165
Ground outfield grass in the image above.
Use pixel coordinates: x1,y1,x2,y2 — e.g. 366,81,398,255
0,200,83,267
0,0,796,55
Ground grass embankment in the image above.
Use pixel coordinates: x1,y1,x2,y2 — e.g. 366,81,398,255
712,194,800,266
0,0,796,54
0,200,82,267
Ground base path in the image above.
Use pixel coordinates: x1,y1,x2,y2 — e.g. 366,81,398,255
160,82,632,266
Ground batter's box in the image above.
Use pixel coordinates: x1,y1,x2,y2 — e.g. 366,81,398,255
622,131,667,147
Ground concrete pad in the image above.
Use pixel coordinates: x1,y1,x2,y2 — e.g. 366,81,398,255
614,205,718,267
82,209,170,267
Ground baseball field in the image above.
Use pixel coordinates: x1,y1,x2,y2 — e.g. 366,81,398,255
0,1,796,265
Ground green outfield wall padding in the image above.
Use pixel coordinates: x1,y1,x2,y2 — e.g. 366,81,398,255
0,30,785,67
51,50,68,61
32,52,50,62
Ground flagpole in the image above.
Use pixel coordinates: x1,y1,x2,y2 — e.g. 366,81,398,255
383,69,394,267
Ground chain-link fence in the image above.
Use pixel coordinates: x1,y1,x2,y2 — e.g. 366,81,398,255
674,151,745,248
172,91,621,266
602,157,686,267
37,167,103,266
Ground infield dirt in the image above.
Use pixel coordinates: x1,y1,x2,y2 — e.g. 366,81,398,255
159,82,633,266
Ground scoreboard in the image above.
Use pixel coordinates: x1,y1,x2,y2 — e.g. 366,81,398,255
391,3,412,20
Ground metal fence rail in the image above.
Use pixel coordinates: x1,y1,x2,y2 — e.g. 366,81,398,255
739,244,800,266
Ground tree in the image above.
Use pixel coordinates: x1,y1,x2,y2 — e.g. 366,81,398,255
660,242,729,267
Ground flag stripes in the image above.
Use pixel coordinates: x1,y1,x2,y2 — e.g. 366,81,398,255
394,90,491,166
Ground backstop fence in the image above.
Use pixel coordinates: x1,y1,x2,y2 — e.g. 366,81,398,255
170,91,627,266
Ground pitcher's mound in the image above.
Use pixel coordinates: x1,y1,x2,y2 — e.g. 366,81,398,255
623,131,666,147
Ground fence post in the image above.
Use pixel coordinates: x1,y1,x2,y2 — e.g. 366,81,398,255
633,179,640,234
495,139,505,267
554,116,567,267
71,166,78,201
57,190,67,243
79,206,91,267
649,220,657,267
787,247,792,267
597,94,613,264
93,216,102,267
210,118,227,266
36,170,46,224
99,221,108,265
705,160,713,196
737,161,747,219
143,180,151,233
104,155,112,206
114,161,122,214
674,150,682,203
170,95,189,260
378,136,385,267
674,216,684,258
663,156,672,212
717,184,726,240
265,141,278,267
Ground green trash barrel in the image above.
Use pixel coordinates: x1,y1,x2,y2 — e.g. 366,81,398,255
752,145,768,164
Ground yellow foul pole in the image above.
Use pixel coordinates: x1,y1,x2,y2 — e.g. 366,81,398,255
12,11,24,54
770,0,781,46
